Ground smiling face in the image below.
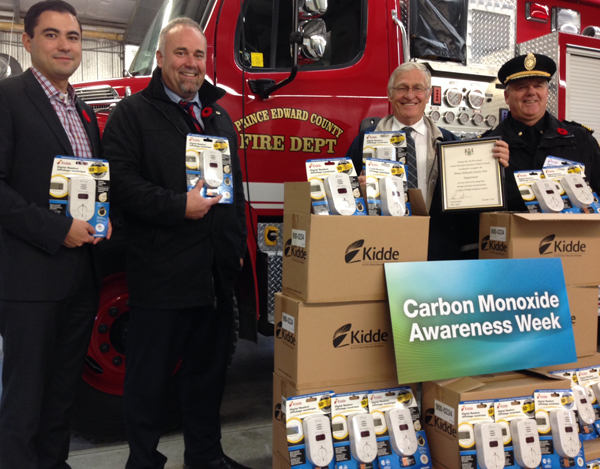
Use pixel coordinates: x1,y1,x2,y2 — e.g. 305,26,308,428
156,25,206,101
504,77,549,126
388,69,432,127
22,10,82,92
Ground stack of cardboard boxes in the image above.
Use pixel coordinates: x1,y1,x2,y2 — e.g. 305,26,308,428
398,213,600,469
273,192,600,468
421,213,600,469
479,212,600,358
273,182,430,467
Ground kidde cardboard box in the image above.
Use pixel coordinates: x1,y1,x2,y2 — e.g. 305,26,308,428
532,353,600,375
422,371,571,469
274,293,398,388
479,212,600,286
272,451,289,469
282,182,429,303
568,286,600,358
584,437,600,462
272,373,415,468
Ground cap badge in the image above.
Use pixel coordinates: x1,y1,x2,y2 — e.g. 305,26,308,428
524,53,536,71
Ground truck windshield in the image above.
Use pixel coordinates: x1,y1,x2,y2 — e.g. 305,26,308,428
129,0,215,76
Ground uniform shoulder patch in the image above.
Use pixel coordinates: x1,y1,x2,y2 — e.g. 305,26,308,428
562,119,594,134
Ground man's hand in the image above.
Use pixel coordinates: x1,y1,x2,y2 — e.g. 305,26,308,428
63,219,95,248
93,218,113,245
185,180,223,219
492,140,510,168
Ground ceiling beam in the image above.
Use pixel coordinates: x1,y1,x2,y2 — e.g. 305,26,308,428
12,0,20,23
123,0,142,44
0,21,124,41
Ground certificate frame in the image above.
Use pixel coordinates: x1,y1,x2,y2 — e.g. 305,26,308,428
438,137,506,213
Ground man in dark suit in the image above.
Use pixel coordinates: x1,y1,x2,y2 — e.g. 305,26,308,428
102,18,247,469
0,1,106,467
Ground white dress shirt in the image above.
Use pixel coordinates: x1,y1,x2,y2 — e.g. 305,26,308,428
391,116,428,201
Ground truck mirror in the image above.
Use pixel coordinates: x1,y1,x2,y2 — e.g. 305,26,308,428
299,19,328,62
299,0,328,18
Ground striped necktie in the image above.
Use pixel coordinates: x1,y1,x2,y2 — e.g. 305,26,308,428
179,100,203,133
403,126,418,189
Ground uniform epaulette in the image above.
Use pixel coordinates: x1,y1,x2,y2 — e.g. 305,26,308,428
563,119,594,135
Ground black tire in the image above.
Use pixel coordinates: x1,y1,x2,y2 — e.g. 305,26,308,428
72,233,240,441
0,54,22,80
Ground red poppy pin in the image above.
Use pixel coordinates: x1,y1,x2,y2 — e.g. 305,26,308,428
82,110,91,123
557,127,568,135
201,107,213,118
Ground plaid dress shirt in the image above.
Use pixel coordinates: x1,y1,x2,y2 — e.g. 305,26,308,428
31,67,93,158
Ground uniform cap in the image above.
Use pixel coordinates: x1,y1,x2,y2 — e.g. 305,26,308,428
498,53,557,85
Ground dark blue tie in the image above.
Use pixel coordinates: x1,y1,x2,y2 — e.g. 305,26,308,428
403,127,418,189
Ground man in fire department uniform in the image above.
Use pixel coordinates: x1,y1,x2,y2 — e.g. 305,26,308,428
346,62,509,260
483,53,600,210
102,18,249,469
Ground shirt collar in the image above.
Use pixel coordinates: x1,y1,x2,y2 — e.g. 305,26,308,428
392,116,425,135
31,66,77,105
162,80,202,108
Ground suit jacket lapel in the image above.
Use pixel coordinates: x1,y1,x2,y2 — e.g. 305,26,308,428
22,69,75,156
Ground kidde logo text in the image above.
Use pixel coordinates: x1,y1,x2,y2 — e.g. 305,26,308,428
284,239,307,260
276,321,296,345
332,323,388,348
480,235,507,253
539,234,586,255
424,408,457,437
345,239,400,264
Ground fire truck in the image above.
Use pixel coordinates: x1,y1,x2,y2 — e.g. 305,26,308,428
70,0,600,439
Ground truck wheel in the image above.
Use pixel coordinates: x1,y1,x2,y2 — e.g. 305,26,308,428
71,272,183,440
72,272,239,440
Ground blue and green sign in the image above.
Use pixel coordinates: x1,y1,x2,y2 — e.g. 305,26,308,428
385,258,576,383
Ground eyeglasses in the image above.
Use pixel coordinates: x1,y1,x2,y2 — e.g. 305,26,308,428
390,85,430,95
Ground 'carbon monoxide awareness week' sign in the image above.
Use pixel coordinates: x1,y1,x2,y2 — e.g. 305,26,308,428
385,258,576,383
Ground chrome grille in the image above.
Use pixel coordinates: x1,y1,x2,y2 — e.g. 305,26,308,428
75,85,120,111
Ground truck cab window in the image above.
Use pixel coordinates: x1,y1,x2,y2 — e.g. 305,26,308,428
237,0,364,71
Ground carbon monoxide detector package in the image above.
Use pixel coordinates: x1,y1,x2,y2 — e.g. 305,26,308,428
305,158,367,216
185,133,234,204
49,156,110,238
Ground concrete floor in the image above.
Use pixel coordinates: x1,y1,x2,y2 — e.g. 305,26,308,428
0,334,274,469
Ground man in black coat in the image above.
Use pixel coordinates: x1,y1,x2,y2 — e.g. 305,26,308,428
483,53,600,211
0,1,105,468
102,17,249,469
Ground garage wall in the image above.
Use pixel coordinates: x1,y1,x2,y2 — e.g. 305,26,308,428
0,31,124,83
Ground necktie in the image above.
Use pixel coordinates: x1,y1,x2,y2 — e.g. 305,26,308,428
179,100,203,133
403,126,418,189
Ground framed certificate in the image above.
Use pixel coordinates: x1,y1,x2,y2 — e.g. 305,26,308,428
438,137,506,212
